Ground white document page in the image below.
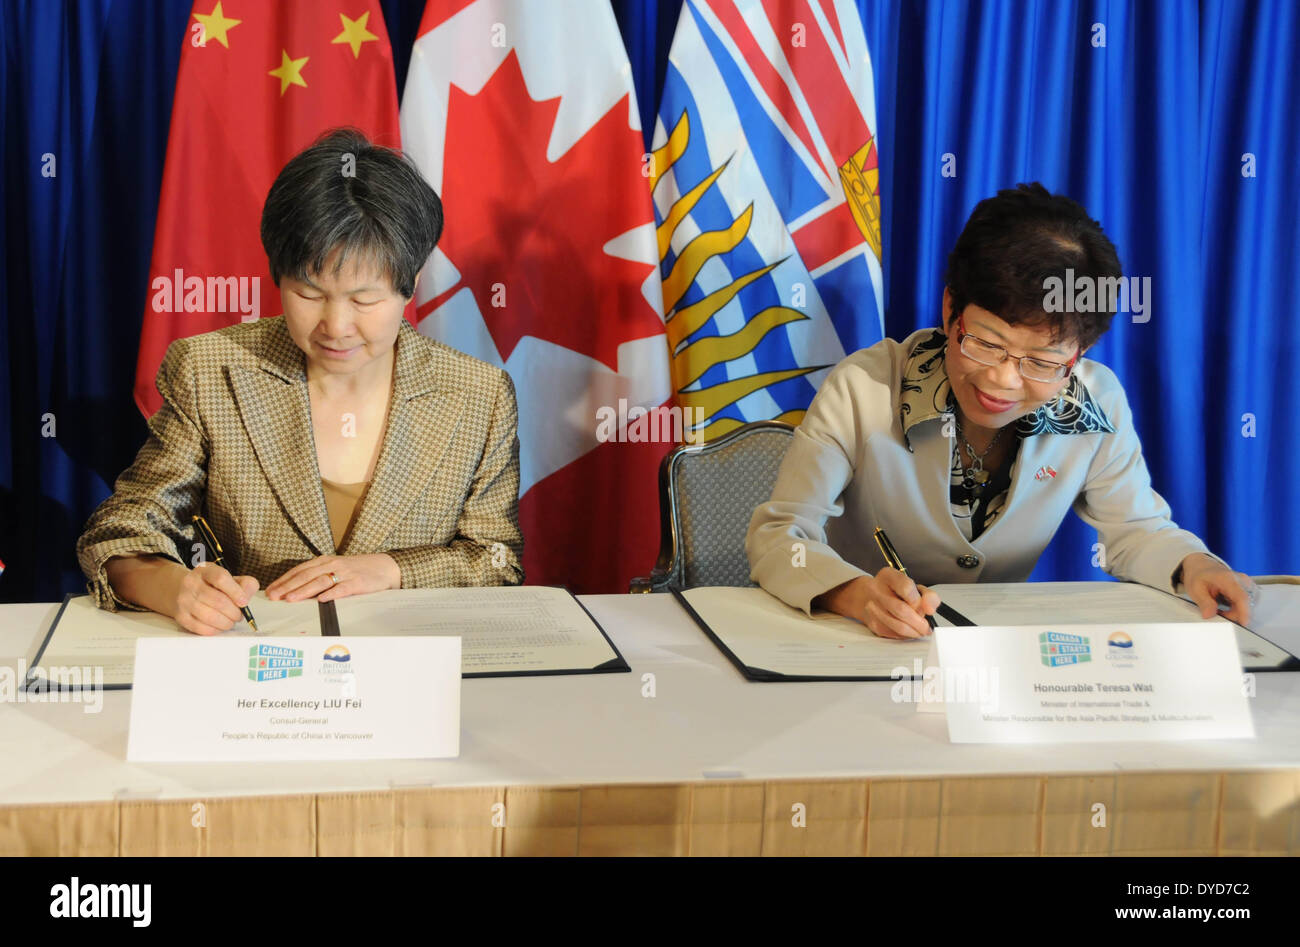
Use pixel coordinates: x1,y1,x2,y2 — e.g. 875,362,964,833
1249,582,1300,656
331,586,621,675
930,581,1296,669
29,593,321,687
679,586,931,679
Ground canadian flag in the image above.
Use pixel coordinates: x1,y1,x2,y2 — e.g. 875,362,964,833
400,0,674,592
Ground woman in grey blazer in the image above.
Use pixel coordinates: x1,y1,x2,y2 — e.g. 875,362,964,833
746,183,1252,638
78,129,523,635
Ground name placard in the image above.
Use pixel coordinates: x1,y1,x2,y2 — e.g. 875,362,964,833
930,623,1254,743
127,637,461,761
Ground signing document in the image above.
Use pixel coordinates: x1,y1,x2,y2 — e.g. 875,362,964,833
29,587,626,689
676,586,934,681
930,581,1296,671
327,586,626,676
677,582,1297,682
27,593,320,689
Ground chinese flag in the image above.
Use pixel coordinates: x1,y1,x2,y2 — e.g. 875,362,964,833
134,1,403,416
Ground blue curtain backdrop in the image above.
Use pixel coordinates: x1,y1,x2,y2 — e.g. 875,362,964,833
2,0,1297,603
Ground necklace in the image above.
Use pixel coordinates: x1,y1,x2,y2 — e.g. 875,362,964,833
954,415,1005,499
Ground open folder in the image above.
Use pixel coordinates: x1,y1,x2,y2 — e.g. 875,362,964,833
675,582,1300,682
26,585,628,690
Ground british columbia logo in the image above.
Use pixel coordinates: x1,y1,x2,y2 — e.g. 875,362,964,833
248,645,304,682
1106,631,1137,663
1039,631,1091,667
323,645,351,663
320,644,356,683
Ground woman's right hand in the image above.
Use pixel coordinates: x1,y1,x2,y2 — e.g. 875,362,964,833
816,569,940,638
173,562,260,636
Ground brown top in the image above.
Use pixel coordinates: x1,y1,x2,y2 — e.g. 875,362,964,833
321,478,369,551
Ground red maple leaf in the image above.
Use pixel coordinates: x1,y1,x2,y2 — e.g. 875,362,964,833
428,50,663,370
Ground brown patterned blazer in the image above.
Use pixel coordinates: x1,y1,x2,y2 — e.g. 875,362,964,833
77,316,524,611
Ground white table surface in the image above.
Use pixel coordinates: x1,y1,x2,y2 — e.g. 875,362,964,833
2,589,1299,806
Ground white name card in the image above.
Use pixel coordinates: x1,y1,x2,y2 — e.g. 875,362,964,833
930,623,1254,743
127,637,461,761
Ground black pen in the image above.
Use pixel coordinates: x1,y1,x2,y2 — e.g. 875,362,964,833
192,514,259,632
872,526,937,631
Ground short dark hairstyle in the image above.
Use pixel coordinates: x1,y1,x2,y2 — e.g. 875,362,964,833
943,182,1122,351
260,127,443,299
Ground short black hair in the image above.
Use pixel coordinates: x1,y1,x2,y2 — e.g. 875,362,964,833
260,127,443,299
943,182,1122,351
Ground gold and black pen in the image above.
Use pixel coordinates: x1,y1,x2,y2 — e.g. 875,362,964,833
872,526,936,630
192,514,259,632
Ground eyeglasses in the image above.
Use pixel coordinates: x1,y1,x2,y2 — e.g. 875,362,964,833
954,313,1078,383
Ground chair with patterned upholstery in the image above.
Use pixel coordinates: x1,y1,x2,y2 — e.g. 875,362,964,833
630,420,795,593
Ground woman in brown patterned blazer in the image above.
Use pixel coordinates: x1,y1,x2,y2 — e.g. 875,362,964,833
77,129,524,635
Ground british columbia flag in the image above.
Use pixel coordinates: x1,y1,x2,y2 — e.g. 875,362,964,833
652,0,885,439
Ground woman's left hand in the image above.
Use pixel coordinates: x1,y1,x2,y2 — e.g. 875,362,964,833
1177,553,1254,624
266,553,402,603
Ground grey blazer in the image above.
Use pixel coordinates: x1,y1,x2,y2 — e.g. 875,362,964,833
77,316,524,610
746,329,1218,614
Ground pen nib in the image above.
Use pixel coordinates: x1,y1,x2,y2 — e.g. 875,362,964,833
248,619,260,633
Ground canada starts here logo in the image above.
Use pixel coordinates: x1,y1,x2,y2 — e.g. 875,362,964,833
248,645,304,682
1039,631,1091,667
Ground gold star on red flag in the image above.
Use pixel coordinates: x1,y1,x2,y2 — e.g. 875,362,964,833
269,50,309,95
193,1,241,48
332,11,380,59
